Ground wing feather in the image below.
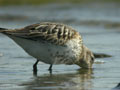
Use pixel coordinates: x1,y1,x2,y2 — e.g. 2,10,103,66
4,22,79,45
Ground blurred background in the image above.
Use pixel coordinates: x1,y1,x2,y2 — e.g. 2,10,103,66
0,0,119,5
0,0,120,90
0,0,120,28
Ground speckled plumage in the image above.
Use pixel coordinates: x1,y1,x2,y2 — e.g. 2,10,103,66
0,22,94,69
3,22,79,46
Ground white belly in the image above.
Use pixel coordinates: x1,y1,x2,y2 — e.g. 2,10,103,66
8,35,82,65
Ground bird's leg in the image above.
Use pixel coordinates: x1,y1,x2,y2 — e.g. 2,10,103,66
33,60,39,76
48,64,52,73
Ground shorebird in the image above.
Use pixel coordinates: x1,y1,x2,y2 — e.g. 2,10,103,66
0,22,94,74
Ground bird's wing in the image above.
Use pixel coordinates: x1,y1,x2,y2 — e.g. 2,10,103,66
4,22,79,45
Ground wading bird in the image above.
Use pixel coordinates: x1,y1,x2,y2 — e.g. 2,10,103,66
0,22,94,75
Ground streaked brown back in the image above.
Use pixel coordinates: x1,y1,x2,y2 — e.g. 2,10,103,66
3,22,80,46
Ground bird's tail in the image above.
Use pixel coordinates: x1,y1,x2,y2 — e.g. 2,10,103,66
0,28,8,33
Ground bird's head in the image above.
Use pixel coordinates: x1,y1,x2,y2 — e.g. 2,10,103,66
75,45,94,69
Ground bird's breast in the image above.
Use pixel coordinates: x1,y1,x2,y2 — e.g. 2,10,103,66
8,35,82,64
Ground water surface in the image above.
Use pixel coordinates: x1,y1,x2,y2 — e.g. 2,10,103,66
0,3,120,90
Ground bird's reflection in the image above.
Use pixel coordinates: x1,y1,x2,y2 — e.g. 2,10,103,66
21,68,94,90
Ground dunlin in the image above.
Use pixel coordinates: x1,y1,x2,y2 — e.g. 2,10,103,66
0,22,94,74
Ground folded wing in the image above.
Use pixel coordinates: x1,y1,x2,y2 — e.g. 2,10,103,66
3,22,78,46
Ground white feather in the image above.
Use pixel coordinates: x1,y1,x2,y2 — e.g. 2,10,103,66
8,35,82,65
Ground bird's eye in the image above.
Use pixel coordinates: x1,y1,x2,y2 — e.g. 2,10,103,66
91,57,94,62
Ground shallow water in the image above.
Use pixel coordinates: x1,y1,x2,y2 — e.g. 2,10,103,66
0,3,120,90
